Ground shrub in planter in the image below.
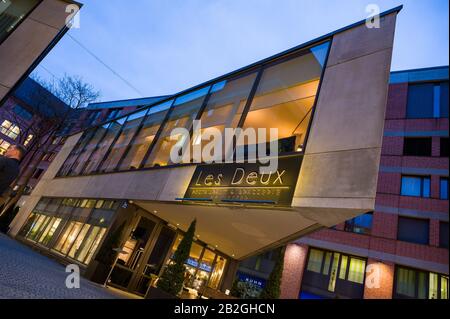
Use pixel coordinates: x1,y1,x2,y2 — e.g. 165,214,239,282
259,247,285,299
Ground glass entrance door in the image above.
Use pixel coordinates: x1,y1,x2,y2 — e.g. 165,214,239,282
108,217,156,289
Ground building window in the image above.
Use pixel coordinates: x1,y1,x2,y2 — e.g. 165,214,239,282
441,178,449,200
302,248,367,299
118,101,172,170
98,109,148,173
0,139,11,155
403,138,432,157
395,266,448,299
13,105,33,121
1,120,20,140
441,138,449,157
406,82,449,119
440,222,449,249
401,175,431,198
397,217,429,245
32,168,44,179
24,134,33,146
238,42,330,159
344,212,373,235
306,249,324,273
21,198,116,265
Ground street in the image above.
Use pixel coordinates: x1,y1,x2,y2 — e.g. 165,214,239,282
0,234,119,299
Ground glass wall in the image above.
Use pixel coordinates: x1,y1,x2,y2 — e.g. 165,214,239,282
395,266,449,299
98,109,148,173
194,72,258,162
144,87,210,167
57,40,330,177
69,126,109,176
58,130,96,176
118,100,172,170
165,235,228,293
238,42,329,158
82,119,126,174
20,197,118,265
0,0,41,44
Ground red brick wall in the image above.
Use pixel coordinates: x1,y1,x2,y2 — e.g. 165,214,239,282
364,258,395,299
280,243,308,299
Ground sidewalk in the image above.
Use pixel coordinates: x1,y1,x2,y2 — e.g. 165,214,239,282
0,233,123,299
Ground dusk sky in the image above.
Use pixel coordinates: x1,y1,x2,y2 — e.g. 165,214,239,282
33,0,449,103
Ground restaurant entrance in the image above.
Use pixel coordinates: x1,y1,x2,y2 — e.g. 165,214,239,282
107,211,176,296
105,205,230,298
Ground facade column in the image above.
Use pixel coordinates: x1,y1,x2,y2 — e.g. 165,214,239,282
280,243,308,299
363,258,395,299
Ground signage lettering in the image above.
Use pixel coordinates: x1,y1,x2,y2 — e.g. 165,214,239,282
184,155,303,207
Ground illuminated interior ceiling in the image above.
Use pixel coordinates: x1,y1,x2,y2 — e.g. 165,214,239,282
133,201,367,260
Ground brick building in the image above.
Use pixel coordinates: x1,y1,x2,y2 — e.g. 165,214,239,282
238,66,449,299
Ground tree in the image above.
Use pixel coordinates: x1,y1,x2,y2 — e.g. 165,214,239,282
259,247,285,299
55,74,100,109
0,74,100,219
157,219,196,296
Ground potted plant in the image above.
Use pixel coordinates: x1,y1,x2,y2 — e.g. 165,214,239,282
146,219,196,299
259,247,285,299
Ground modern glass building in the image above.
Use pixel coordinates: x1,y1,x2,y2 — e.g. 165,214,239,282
9,6,402,298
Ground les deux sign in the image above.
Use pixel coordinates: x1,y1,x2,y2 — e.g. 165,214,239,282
183,155,303,207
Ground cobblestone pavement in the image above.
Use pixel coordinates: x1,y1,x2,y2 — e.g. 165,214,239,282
0,234,120,299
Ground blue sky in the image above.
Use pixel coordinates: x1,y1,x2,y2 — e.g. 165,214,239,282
33,0,449,102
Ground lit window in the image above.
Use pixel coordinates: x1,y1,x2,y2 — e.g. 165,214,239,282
1,120,20,140
0,139,11,155
395,266,448,299
24,134,33,146
306,249,324,273
347,258,366,284
401,176,431,198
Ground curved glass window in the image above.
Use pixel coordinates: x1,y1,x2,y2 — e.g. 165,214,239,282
144,87,210,167
118,100,172,170
99,109,148,173
238,42,329,159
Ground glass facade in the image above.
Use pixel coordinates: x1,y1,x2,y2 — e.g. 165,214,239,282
166,235,228,292
302,247,367,299
19,197,118,265
0,0,41,44
395,266,449,299
57,41,330,177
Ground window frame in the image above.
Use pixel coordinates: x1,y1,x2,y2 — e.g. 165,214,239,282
400,175,431,198
397,216,430,245
57,40,332,178
403,137,432,157
394,265,449,299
